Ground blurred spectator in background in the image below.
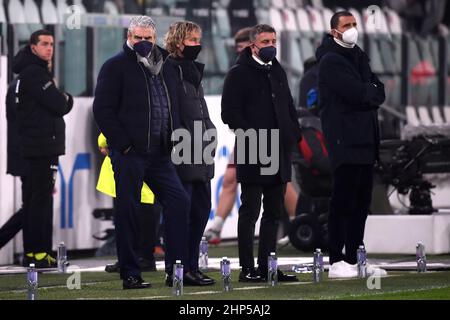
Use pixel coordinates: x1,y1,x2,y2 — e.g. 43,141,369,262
298,57,319,115
386,0,449,36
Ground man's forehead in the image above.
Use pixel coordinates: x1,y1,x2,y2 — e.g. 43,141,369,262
338,15,356,27
256,32,276,41
37,35,53,43
133,26,155,36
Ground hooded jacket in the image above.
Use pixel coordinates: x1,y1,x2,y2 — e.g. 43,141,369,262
12,46,73,158
221,47,301,184
316,34,385,171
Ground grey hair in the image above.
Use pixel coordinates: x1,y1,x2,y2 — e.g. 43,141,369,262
128,16,156,35
249,24,276,42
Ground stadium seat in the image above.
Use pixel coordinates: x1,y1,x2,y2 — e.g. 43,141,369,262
417,106,433,125
295,8,312,34
321,7,333,33
7,0,26,24
214,6,231,37
41,0,59,24
431,106,445,125
444,106,450,123
104,1,119,15
281,9,298,32
0,0,7,23
348,7,365,34
406,106,421,126
56,0,68,23
270,0,284,9
269,7,284,31
384,8,402,35
306,6,326,42
72,0,87,14
23,0,41,24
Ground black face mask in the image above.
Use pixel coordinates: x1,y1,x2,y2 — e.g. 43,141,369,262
182,45,202,61
134,41,153,57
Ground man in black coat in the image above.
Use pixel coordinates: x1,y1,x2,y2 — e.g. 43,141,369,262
13,30,73,268
93,16,193,289
163,21,217,287
316,11,387,278
222,24,300,282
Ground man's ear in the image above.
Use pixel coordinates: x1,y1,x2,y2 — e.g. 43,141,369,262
30,44,37,55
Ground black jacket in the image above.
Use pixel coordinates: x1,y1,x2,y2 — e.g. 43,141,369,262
316,35,385,171
221,47,301,184
93,43,179,154
6,78,29,176
12,46,73,158
165,57,217,182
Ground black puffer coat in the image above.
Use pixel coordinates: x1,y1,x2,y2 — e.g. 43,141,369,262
165,57,217,182
13,46,73,158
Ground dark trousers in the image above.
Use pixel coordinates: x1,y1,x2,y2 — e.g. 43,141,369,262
137,202,161,262
22,157,58,254
110,148,190,279
180,181,211,272
328,164,373,265
0,177,28,249
238,183,285,271
112,199,161,262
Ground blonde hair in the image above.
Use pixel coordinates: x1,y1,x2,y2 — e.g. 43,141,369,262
164,21,201,56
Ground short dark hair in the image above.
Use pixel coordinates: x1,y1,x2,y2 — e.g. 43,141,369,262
330,11,353,29
29,30,53,45
249,24,276,42
234,27,252,45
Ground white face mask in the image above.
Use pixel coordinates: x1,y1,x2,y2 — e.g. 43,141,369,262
335,27,358,45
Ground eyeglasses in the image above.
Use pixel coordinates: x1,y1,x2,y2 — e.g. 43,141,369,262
133,35,152,41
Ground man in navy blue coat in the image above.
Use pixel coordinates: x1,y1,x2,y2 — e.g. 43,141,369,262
316,11,387,278
93,16,193,289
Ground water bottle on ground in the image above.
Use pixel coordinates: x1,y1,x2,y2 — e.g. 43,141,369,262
27,263,38,300
313,248,324,282
416,242,427,273
57,241,67,273
199,237,208,272
220,257,231,291
173,260,184,296
267,252,278,286
357,245,367,278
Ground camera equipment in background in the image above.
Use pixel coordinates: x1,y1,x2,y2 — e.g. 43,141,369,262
377,134,450,214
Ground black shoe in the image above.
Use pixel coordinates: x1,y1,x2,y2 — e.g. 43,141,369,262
184,271,213,286
238,268,263,282
258,268,299,282
122,275,151,290
105,261,120,273
192,270,215,285
165,271,214,287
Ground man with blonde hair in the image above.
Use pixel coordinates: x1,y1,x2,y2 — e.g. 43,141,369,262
163,21,217,286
